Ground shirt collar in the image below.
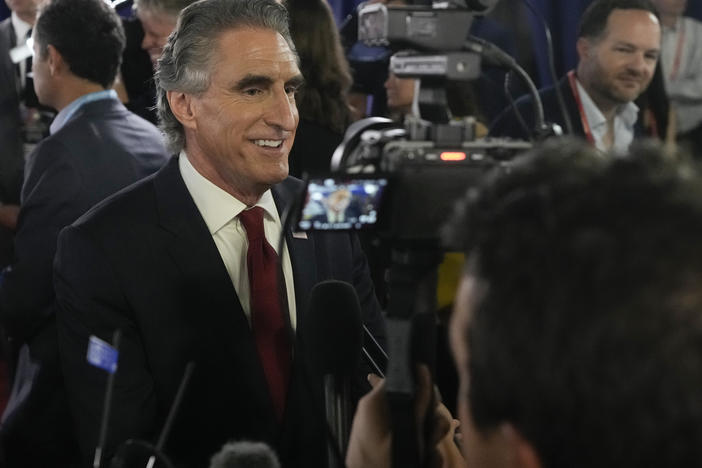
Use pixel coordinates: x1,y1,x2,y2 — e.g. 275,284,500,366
49,89,118,134
178,151,279,235
575,78,639,130
10,12,31,46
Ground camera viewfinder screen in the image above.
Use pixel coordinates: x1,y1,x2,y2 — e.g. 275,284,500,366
297,177,388,231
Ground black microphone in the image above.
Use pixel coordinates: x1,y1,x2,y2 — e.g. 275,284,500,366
209,441,280,468
303,280,363,468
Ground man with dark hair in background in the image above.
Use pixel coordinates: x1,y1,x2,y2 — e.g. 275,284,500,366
491,0,661,152
0,0,169,465
54,0,385,466
347,139,702,468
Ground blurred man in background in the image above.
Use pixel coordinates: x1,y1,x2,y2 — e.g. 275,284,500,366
491,0,661,153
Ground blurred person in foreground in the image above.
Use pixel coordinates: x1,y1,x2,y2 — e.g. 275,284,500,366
347,137,702,468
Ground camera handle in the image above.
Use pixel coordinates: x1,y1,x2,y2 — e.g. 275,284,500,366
384,247,442,468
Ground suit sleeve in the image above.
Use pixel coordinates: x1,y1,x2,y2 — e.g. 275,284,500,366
54,223,158,467
0,141,81,340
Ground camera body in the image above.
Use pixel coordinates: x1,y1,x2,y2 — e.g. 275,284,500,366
297,0,530,246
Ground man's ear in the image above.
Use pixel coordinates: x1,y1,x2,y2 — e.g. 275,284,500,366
46,44,63,76
499,423,542,468
576,37,591,62
167,90,198,131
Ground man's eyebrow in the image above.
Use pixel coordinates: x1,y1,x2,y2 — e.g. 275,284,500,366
286,74,305,89
233,74,306,91
613,40,660,52
234,74,275,91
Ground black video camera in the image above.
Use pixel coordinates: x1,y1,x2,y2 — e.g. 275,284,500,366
295,0,532,246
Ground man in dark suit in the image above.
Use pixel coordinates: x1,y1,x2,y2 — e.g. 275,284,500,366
54,0,386,467
0,0,169,465
490,0,661,152
0,0,47,267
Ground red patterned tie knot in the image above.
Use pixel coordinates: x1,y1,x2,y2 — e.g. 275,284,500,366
238,206,265,241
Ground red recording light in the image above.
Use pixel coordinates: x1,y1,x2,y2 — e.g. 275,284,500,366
440,152,467,161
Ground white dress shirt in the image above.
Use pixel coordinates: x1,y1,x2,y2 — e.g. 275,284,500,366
179,152,298,330
576,78,638,154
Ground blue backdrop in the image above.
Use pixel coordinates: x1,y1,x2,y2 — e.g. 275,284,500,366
2,0,701,89
328,0,702,88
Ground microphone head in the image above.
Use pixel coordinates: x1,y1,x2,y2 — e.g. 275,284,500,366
303,280,363,377
209,441,280,468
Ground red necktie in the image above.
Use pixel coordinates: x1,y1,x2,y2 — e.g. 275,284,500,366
238,206,291,421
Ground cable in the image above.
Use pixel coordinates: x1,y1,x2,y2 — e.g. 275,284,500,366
465,36,546,134
520,0,574,134
503,71,533,140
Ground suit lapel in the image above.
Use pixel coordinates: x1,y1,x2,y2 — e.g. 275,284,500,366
153,157,279,430
272,178,317,334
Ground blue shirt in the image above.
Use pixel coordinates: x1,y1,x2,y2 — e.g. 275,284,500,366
49,89,119,135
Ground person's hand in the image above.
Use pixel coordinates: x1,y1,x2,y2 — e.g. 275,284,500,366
435,403,467,468
346,373,391,468
346,365,464,468
0,204,20,230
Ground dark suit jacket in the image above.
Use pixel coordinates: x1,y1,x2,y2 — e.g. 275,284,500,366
0,98,169,467
0,18,24,206
0,18,28,268
54,157,386,468
489,74,649,141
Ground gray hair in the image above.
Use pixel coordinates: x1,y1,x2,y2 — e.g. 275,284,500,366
134,0,197,18
155,0,296,153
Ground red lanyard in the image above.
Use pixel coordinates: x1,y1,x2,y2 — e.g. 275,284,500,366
669,19,686,81
567,70,595,144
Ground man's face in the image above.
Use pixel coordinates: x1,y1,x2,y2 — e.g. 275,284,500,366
186,27,301,200
137,7,177,65
5,0,39,19
450,276,512,468
651,0,687,17
384,72,415,115
578,9,661,107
